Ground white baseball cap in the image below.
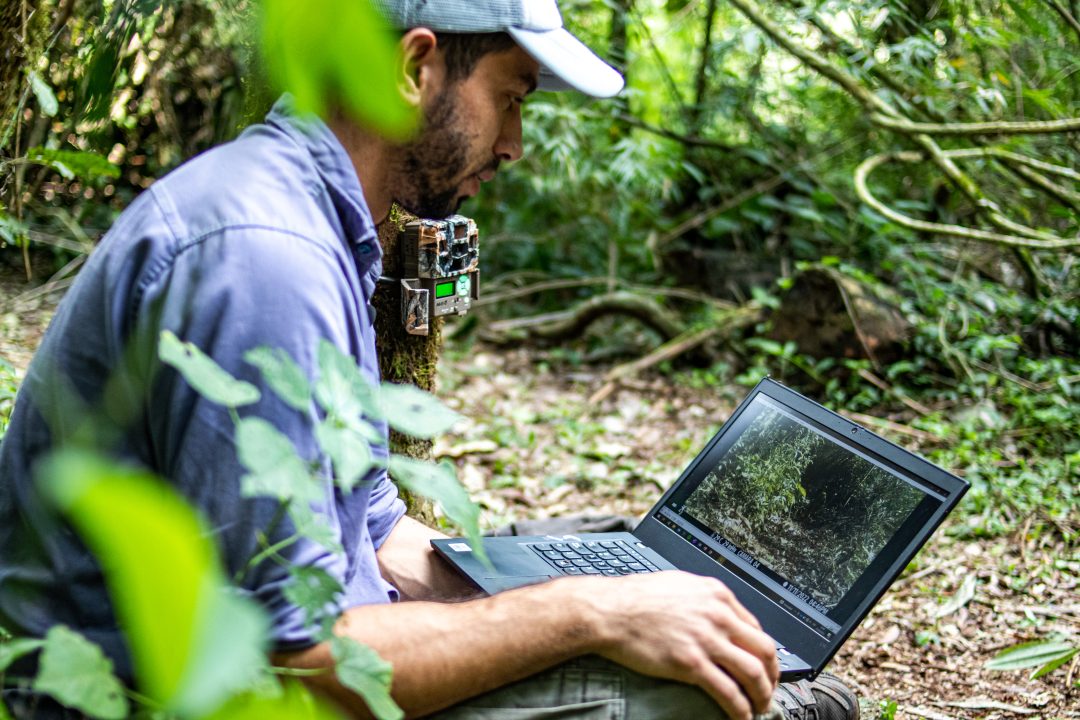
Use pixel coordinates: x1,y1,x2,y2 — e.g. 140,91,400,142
371,0,625,98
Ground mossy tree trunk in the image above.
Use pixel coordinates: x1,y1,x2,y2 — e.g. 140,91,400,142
374,205,441,526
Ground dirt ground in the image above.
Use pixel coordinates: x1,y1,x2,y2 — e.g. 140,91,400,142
1,265,1077,720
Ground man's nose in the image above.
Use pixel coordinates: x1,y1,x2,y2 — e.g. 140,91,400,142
494,106,524,163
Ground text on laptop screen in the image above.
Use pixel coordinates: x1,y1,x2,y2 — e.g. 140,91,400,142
657,394,942,637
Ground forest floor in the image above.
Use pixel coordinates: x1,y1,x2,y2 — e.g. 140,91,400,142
1,263,1077,720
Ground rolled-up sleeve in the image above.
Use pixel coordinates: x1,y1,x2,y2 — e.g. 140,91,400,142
366,472,407,550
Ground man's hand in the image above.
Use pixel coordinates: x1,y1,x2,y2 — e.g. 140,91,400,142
586,571,780,720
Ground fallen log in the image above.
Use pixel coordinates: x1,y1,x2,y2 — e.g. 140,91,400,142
481,291,684,345
588,302,762,404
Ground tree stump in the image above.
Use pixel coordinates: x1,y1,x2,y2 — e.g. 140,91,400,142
768,266,911,365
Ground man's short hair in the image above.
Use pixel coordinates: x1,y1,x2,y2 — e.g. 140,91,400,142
436,32,519,84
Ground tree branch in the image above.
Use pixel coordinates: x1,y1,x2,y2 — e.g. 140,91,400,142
871,113,1080,136
482,292,685,344
727,0,1078,247
628,2,689,116
944,148,1080,182
477,276,737,310
1043,0,1080,40
610,112,734,152
726,0,890,115
689,0,719,134
854,152,1080,250
587,303,762,404
787,1,1080,222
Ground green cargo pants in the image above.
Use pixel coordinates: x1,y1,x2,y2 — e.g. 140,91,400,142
428,655,785,720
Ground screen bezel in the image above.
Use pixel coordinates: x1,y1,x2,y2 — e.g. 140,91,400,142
633,377,969,674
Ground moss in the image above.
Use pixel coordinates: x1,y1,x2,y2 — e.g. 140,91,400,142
373,207,445,526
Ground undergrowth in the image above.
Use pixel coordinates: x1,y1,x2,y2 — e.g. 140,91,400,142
0,357,18,441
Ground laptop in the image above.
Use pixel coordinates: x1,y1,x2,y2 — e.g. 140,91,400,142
432,377,968,682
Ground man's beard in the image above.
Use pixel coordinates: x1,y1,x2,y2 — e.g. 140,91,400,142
392,88,475,219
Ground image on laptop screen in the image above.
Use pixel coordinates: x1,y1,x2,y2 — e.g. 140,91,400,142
656,393,942,637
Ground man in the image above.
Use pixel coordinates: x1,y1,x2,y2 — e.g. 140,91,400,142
0,1,859,718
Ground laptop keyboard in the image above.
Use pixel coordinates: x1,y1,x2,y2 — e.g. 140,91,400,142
528,540,661,576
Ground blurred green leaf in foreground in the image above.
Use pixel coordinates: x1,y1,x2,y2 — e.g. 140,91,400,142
259,0,417,139
42,450,270,717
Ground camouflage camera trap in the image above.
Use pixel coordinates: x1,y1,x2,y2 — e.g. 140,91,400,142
399,215,480,336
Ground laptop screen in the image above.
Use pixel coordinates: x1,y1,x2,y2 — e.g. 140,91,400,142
654,393,944,640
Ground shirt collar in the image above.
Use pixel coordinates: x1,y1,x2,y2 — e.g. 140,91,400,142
264,96,383,279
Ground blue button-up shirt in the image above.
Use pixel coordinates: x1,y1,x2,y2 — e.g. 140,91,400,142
0,99,406,679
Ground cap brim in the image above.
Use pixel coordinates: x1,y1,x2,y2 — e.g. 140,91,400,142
507,26,625,99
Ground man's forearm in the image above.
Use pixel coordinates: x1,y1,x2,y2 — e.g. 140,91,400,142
376,515,480,602
277,577,605,718
280,570,779,720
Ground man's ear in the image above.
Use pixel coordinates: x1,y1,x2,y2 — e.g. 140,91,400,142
398,28,442,107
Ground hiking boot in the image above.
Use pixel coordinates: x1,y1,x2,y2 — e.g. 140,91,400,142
774,672,860,720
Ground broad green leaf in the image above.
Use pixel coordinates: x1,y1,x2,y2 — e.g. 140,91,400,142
173,589,272,716
42,450,268,717
986,639,1078,674
245,347,312,412
315,341,380,421
387,457,488,568
0,637,44,672
0,695,11,720
160,331,261,409
316,419,376,491
260,0,416,139
237,417,319,503
24,147,119,181
32,626,128,720
43,452,209,705
283,565,343,631
203,680,344,720
379,383,463,439
330,636,402,720
28,72,58,117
